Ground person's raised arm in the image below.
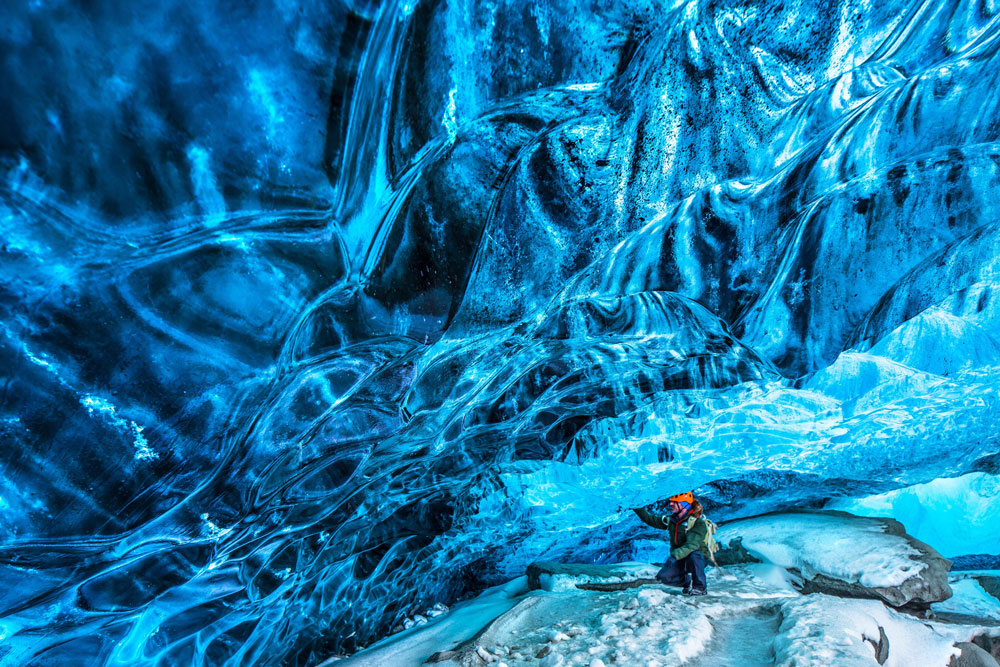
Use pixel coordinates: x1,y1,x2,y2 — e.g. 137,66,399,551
633,506,668,530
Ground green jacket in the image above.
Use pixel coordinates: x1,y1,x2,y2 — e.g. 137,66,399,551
634,505,711,560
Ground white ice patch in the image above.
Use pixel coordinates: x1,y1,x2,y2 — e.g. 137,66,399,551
81,395,157,461
803,351,944,414
717,513,924,588
442,87,458,141
200,513,232,540
186,144,226,227
867,307,1000,376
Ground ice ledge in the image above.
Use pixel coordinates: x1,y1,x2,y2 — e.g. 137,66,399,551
526,561,660,592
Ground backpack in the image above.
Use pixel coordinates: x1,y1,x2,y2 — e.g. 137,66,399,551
702,517,721,565
682,514,721,564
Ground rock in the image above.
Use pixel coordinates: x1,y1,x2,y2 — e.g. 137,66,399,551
864,625,890,665
425,650,459,663
972,633,1000,663
950,642,1000,667
952,556,1000,571
713,536,762,566
715,510,952,609
976,576,1000,604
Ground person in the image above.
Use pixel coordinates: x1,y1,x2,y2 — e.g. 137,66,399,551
633,491,710,595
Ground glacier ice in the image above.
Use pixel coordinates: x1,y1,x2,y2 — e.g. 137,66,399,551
3,0,1000,664
934,577,1000,621
831,473,1000,558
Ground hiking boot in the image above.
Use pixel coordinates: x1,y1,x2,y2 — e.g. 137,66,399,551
685,587,707,596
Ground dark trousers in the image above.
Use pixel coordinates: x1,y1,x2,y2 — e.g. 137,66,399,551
656,551,707,590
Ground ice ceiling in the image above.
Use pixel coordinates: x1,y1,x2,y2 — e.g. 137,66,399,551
2,0,1000,664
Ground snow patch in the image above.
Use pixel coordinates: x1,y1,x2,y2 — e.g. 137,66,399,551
775,594,979,667
717,513,925,588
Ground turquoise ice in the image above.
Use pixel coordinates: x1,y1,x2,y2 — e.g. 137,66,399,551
1,0,999,664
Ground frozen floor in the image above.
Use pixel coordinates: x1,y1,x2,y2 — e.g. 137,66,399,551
685,605,781,667
335,564,1000,667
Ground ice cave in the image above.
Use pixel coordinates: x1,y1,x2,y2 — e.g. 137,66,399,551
1,0,1000,665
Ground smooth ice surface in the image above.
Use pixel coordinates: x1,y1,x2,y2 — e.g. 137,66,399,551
831,473,1000,558
716,513,924,588
4,0,1000,663
322,577,529,667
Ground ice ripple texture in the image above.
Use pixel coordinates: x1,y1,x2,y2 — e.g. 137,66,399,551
2,0,1000,664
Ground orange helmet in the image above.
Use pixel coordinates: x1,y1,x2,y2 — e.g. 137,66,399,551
668,492,694,504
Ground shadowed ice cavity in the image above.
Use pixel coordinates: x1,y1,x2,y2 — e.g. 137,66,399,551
2,0,1000,664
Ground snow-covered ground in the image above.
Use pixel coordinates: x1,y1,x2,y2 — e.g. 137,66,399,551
332,562,999,667
325,510,1000,666
773,593,985,667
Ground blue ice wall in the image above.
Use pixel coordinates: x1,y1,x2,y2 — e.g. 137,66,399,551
2,0,1000,664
